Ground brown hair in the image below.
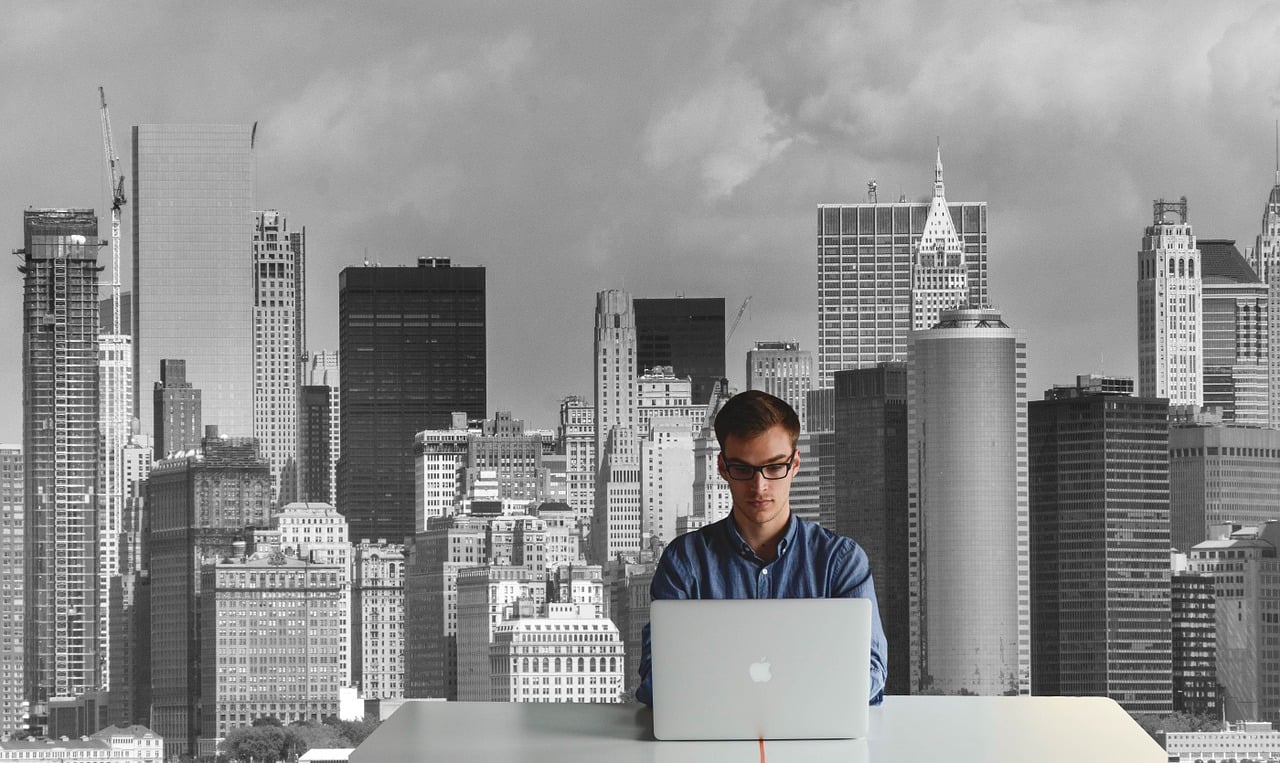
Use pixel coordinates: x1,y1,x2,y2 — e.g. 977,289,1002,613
713,390,800,450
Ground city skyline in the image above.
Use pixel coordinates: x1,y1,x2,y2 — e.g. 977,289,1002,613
2,3,1280,439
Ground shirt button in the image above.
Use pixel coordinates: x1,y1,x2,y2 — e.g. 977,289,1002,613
761,569,768,575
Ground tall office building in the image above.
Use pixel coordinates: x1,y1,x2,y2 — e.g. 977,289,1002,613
594,291,637,470
746,341,813,429
908,307,1029,696
303,351,340,507
1169,423,1280,553
1200,239,1269,425
633,298,725,405
153,360,201,462
590,426,642,565
817,151,988,387
132,124,255,438
0,445,23,734
97,331,132,693
19,209,101,724
556,397,595,532
252,211,305,509
462,413,548,513
1028,377,1172,713
1189,523,1280,723
455,566,547,701
337,260,486,544
415,419,471,529
832,364,909,695
147,434,270,756
1253,159,1280,426
297,385,333,505
1137,197,1203,408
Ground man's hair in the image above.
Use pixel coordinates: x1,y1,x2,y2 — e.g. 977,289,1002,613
713,390,801,450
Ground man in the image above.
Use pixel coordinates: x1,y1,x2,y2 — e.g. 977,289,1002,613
635,389,887,705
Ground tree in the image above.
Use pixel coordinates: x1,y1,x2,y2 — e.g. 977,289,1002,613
323,715,382,748
1131,710,1222,743
287,722,351,756
222,725,290,762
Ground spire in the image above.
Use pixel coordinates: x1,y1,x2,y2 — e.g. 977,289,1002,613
934,137,945,198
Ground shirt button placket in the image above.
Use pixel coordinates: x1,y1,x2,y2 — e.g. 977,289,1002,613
758,567,769,597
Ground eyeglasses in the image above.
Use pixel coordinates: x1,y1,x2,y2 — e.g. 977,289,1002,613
721,451,797,481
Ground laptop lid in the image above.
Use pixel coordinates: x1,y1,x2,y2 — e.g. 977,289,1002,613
649,598,872,741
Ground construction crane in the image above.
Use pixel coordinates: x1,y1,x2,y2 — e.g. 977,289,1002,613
726,295,751,345
98,86,126,335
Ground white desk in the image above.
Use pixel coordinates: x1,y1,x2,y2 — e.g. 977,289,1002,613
349,696,1166,762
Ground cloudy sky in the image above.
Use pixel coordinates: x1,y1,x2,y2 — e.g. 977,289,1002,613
2,1,1279,440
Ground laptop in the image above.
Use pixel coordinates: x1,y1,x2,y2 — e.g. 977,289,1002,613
649,598,872,741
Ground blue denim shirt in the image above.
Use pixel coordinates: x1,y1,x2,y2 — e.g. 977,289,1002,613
635,512,887,706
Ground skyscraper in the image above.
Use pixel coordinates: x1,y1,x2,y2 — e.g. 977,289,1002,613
337,259,486,544
252,211,305,509
1199,239,1269,425
297,385,333,505
1028,376,1172,713
0,444,24,734
817,151,988,387
153,360,201,462
1169,423,1280,553
832,364,909,695
908,307,1029,695
132,124,255,437
1137,197,1202,408
556,396,595,532
746,341,813,428
594,290,637,470
1171,567,1218,717
19,209,101,725
633,297,725,405
96,331,131,693
303,351,340,506
1252,152,1280,426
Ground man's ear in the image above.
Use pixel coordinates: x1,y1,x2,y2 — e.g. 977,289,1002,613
716,453,727,479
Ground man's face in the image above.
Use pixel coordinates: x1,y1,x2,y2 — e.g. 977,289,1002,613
718,424,799,534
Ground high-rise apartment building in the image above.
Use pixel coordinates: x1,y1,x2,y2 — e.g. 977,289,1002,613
591,427,642,565
132,124,255,437
0,445,24,734
556,396,595,532
1200,239,1269,425
147,435,271,756
908,307,1029,696
1189,522,1280,722
153,359,201,461
817,152,988,387
1028,378,1172,713
1169,423,1280,553
832,364,909,696
97,331,131,694
1137,197,1203,408
1252,164,1280,426
633,298,725,406
353,541,405,700
337,260,486,544
746,341,813,429
19,209,101,725
252,211,305,509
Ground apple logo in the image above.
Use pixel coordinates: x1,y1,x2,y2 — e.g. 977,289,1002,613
749,658,772,683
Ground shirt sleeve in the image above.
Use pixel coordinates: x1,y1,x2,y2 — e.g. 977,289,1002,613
832,541,888,705
635,543,696,706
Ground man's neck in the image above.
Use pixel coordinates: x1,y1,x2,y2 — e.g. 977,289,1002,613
730,508,791,562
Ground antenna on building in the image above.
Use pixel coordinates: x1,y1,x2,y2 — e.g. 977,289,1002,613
867,179,878,203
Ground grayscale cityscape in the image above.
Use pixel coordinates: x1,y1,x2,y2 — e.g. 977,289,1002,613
1,3,1279,762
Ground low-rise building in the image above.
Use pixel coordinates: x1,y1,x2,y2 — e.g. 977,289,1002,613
1163,721,1280,762
0,725,162,762
489,603,625,703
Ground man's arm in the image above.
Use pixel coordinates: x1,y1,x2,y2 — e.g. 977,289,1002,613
832,542,888,705
636,543,696,705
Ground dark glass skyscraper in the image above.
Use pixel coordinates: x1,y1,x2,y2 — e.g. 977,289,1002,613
634,298,724,405
19,209,101,727
154,359,202,462
337,259,486,544
1029,377,1172,713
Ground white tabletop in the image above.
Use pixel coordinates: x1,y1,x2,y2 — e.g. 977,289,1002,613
349,696,1166,762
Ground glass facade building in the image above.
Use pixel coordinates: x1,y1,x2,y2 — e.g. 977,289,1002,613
19,209,102,724
1169,424,1280,553
634,297,724,406
907,307,1029,696
1028,383,1173,713
337,261,486,545
132,124,255,438
1199,239,1269,425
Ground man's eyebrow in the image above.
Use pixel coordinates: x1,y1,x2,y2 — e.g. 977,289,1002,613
724,452,792,464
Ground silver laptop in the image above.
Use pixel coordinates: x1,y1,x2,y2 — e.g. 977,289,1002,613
649,598,872,741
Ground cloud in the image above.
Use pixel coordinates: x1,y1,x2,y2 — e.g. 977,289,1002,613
643,74,793,201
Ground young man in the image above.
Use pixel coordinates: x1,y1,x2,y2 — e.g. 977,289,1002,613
635,390,888,705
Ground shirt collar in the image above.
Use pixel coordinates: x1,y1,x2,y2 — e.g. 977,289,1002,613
722,510,800,561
